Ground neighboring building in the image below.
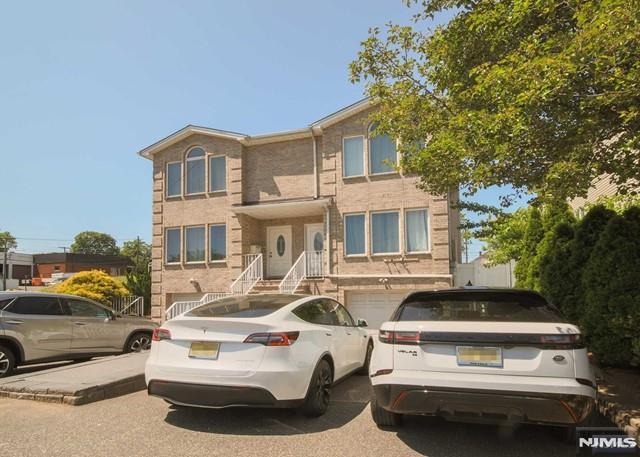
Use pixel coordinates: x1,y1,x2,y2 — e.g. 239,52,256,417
33,253,133,279
138,99,461,327
454,254,515,288
569,174,619,214
0,252,34,291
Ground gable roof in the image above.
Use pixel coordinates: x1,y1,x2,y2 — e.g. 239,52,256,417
137,97,373,159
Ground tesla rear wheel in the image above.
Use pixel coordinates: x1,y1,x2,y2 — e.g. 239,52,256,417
301,359,332,417
0,344,16,379
371,394,402,427
126,332,152,353
358,340,374,375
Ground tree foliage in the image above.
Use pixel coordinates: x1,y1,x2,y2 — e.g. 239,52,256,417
479,207,528,266
70,231,120,256
56,270,128,306
581,208,640,367
350,0,640,205
0,231,17,251
121,238,151,315
120,239,151,267
538,222,575,314
514,207,543,288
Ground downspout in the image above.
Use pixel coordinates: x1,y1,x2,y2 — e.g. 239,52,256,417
310,129,318,199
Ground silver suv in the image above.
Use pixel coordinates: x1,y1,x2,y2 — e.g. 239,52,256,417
0,292,158,378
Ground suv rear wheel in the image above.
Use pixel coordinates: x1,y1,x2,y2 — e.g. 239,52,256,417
0,344,16,378
371,394,402,427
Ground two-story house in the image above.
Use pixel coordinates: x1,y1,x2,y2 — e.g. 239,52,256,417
138,99,461,326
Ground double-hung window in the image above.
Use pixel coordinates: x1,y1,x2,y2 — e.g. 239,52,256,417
344,213,365,256
185,147,206,194
166,162,182,197
368,122,397,174
405,209,430,253
165,228,181,264
371,211,400,254
343,136,364,177
209,224,226,261
185,226,205,263
209,155,226,192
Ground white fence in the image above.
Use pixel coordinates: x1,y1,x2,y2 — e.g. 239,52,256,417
111,296,145,316
230,253,263,295
454,257,515,288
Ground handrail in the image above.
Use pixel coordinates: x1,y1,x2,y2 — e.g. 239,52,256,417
111,296,144,316
230,253,263,295
279,252,306,294
165,292,231,320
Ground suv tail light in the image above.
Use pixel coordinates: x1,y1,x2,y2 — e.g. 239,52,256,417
152,328,171,341
244,332,300,346
539,334,582,348
378,330,421,345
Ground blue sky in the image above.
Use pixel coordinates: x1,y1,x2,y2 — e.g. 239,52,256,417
0,0,514,258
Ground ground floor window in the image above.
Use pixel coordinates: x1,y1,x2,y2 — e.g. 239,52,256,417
185,226,205,262
209,224,226,261
165,228,181,263
344,213,365,255
371,211,399,254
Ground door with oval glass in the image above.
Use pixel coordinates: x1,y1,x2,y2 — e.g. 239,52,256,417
305,223,325,277
266,225,292,277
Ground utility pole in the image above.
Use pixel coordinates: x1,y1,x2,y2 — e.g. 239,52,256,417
2,247,7,291
58,246,69,253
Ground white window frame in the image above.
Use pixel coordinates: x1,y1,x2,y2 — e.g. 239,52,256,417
343,212,367,257
184,225,206,264
208,223,227,263
165,227,181,265
165,161,182,198
185,146,207,196
208,154,227,193
368,123,400,176
342,135,365,178
404,208,431,254
370,210,401,255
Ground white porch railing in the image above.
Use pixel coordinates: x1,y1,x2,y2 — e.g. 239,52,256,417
231,253,263,295
111,296,144,316
279,250,323,294
165,292,231,320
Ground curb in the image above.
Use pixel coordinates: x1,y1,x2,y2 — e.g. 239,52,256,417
0,374,146,406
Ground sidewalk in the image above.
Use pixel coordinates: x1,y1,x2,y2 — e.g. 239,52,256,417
596,367,640,440
0,352,148,405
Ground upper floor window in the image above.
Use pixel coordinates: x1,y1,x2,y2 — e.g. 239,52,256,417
371,211,400,254
209,224,226,261
209,155,226,192
185,226,206,263
344,213,365,256
166,162,182,197
405,208,430,253
343,136,364,177
368,122,397,175
165,228,181,264
185,147,206,194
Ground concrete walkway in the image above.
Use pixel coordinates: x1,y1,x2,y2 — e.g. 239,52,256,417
0,352,148,405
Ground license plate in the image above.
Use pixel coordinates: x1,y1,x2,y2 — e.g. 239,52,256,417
189,341,220,360
456,346,502,367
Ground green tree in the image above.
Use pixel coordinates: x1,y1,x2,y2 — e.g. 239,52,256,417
538,222,575,314
563,205,616,322
350,0,640,205
56,270,128,306
120,238,151,268
479,207,529,266
0,231,18,290
581,208,640,367
70,231,120,256
121,238,152,315
514,207,543,288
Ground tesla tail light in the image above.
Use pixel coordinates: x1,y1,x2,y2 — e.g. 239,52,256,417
152,328,171,342
378,330,421,345
244,332,300,346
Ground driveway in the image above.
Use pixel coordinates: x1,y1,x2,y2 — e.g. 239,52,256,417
0,375,580,457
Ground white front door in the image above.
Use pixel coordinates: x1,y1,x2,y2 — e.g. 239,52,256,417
267,225,292,277
305,223,324,277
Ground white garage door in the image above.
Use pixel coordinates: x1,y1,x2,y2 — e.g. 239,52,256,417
346,291,410,329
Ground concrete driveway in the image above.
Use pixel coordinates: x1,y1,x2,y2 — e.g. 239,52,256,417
0,375,579,457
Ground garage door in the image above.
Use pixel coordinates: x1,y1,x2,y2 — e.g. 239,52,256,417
346,291,410,329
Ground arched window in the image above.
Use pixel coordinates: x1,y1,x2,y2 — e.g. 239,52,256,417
368,122,397,174
185,147,206,194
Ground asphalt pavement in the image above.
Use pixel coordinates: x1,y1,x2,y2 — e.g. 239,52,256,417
0,375,579,457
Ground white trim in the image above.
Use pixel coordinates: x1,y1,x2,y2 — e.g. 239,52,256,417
208,154,227,193
304,223,325,253
184,146,207,196
266,225,293,277
165,161,182,198
327,273,453,279
342,135,365,178
370,210,401,255
231,198,330,220
207,223,227,263
404,207,431,254
164,227,181,265
184,225,206,264
343,212,367,257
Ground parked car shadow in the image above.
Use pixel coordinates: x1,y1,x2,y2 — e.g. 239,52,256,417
163,375,370,435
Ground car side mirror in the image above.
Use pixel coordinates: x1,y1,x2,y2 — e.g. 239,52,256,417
357,318,368,328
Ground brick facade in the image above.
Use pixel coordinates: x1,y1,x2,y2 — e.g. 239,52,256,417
142,101,460,321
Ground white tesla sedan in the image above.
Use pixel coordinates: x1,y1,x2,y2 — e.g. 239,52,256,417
146,294,373,416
